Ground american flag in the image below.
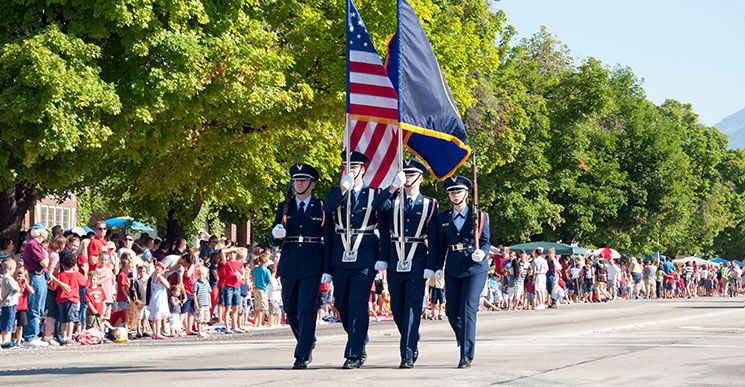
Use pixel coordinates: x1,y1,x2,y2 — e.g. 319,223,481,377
345,0,399,188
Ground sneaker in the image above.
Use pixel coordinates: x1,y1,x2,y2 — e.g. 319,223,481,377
44,338,60,347
224,329,233,334
197,332,210,338
65,340,76,345
233,328,245,334
1,342,17,349
23,339,49,348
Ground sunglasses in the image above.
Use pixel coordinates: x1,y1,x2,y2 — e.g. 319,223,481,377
125,238,134,241
96,227,107,230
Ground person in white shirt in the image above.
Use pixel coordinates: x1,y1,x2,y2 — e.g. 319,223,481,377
530,248,548,310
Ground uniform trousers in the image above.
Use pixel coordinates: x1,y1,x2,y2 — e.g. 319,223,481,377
332,267,375,359
281,275,321,359
445,271,488,360
387,272,425,360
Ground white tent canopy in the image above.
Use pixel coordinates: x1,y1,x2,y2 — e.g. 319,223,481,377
672,256,720,267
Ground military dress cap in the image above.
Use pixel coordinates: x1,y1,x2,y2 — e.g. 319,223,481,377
402,158,427,175
340,150,370,166
290,163,319,180
442,175,472,192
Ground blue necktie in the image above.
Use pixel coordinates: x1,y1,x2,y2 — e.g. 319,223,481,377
298,201,305,217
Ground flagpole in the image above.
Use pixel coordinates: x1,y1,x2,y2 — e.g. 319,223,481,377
472,148,480,252
395,0,405,269
345,0,352,262
397,125,404,268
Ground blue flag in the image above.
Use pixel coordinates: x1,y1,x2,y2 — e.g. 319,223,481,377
386,0,471,181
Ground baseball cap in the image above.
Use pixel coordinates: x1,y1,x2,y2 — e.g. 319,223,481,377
31,222,49,230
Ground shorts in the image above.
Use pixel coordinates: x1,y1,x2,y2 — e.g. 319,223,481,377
572,278,582,292
534,274,547,293
583,280,594,294
644,279,656,291
218,286,226,306
15,310,28,327
632,272,642,284
181,294,196,314
58,301,80,323
196,305,210,323
104,303,113,319
430,287,445,304
665,282,674,291
239,295,251,315
222,286,241,307
117,301,129,311
268,299,282,315
46,289,59,318
86,314,103,330
508,285,523,301
139,307,149,320
318,291,328,309
1,306,17,332
374,279,384,294
253,289,268,311
526,293,535,301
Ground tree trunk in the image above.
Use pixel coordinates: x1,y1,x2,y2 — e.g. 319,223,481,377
0,180,41,245
165,208,187,243
164,200,203,243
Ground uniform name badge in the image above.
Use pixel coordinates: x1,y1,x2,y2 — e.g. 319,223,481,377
342,250,358,262
396,259,412,272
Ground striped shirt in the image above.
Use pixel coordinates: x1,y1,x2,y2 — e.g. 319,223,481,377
192,279,211,307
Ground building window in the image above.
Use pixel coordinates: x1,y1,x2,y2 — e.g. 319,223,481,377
39,205,73,230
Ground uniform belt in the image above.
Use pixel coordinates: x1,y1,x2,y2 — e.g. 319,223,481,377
335,229,376,235
284,236,322,243
391,236,426,243
448,243,472,251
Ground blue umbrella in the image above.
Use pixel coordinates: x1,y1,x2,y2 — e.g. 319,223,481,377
65,226,95,236
104,217,155,231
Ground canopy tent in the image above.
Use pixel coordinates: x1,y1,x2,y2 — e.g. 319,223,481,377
710,258,728,264
593,247,621,259
507,241,588,255
734,260,745,268
104,217,155,231
672,256,719,267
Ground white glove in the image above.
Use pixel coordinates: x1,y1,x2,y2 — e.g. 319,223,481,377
434,270,444,280
374,261,388,271
321,273,333,284
392,171,406,189
472,249,486,262
271,224,286,239
423,269,435,279
341,174,354,191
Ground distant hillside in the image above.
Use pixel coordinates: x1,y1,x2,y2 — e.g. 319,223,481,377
714,107,745,149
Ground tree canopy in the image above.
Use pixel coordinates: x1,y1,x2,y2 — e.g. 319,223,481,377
3,0,745,259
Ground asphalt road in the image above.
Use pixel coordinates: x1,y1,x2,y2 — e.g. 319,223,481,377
1,297,743,386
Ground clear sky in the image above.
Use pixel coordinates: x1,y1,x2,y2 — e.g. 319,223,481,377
495,0,745,126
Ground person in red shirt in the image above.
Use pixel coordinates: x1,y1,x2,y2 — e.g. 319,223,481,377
14,268,34,346
87,221,109,263
85,272,105,330
219,247,245,333
116,261,134,310
50,254,89,345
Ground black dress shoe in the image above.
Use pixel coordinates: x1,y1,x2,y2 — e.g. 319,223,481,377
457,357,472,369
399,359,414,369
343,358,361,369
413,350,419,363
359,348,367,366
293,358,309,369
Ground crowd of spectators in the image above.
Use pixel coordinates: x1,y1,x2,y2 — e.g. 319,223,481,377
1,226,742,350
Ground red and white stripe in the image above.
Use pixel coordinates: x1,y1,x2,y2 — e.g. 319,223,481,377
345,50,400,188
